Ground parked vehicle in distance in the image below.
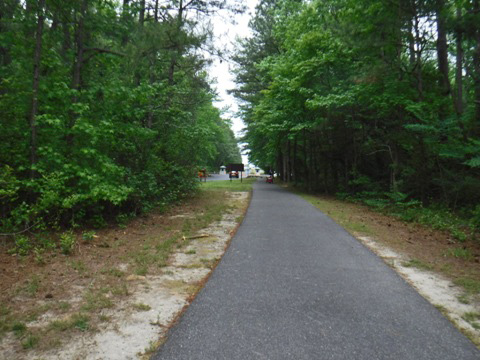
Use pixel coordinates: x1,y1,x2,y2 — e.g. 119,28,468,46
229,171,239,178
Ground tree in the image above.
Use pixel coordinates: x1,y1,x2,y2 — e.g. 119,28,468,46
0,0,242,233
233,0,480,210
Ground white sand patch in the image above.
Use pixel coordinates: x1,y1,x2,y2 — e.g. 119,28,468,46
358,236,480,340
28,192,249,360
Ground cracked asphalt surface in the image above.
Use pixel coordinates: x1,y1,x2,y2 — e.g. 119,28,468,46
153,180,480,359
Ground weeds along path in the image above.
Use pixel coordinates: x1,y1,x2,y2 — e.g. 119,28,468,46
0,180,253,360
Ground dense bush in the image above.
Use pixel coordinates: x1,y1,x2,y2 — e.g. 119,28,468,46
234,0,480,228
0,0,241,233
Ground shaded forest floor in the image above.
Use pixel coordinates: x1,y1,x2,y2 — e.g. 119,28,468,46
0,181,253,359
286,186,480,346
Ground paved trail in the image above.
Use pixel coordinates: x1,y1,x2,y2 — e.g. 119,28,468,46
154,181,480,359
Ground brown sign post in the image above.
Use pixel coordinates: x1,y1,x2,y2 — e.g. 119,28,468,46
226,164,245,182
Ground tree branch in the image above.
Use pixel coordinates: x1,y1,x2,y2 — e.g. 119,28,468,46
82,48,126,63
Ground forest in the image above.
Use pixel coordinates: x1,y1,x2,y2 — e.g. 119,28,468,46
0,0,242,234
234,0,480,232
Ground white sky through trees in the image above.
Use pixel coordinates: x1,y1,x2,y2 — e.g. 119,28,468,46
209,0,259,165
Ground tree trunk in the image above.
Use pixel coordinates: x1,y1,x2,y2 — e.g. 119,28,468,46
139,0,146,25
61,18,72,62
28,0,46,179
154,0,159,22
69,0,87,137
454,4,467,139
473,0,480,134
407,18,416,68
121,0,130,45
455,5,464,116
435,0,451,96
168,0,184,85
302,129,308,189
0,0,18,95
414,10,424,101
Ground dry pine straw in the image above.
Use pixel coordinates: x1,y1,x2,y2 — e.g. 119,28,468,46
306,194,480,294
0,190,236,352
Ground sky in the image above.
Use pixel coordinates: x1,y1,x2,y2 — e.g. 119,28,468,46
208,0,260,165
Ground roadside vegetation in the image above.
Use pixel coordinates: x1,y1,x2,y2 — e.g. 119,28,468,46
0,181,251,355
0,0,242,241
233,0,480,237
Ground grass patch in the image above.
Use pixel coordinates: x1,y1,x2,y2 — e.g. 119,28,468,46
11,322,27,337
101,267,125,278
110,284,129,297
25,275,41,297
0,305,13,339
402,258,434,271
445,247,474,261
454,277,480,295
49,313,90,332
57,301,71,312
132,303,151,311
434,304,448,314
24,304,50,323
129,189,244,276
457,294,471,304
302,195,373,236
200,257,218,269
131,235,180,275
21,333,39,349
462,312,480,330
69,260,87,273
99,314,111,322
81,290,113,312
185,249,196,255
142,340,159,357
199,178,256,192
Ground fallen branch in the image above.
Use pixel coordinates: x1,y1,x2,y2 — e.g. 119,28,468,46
0,222,40,236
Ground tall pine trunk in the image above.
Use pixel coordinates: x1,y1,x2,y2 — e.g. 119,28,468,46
29,0,45,179
70,0,87,126
473,0,480,134
435,0,451,97
455,5,466,138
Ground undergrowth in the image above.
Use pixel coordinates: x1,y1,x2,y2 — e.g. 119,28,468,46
336,191,478,243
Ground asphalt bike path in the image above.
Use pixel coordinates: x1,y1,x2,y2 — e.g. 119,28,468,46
154,181,480,359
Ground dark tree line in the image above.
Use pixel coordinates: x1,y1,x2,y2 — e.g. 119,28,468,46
0,0,242,232
234,0,480,224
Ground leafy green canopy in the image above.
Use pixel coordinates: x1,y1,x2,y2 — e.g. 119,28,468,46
233,0,480,216
0,0,241,231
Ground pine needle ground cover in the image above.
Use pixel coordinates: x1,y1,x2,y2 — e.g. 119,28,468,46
0,186,250,357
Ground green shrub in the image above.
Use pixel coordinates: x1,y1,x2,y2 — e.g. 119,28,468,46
82,231,96,242
60,231,76,255
10,236,32,256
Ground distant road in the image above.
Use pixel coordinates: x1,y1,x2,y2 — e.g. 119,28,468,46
154,181,480,359
207,174,246,181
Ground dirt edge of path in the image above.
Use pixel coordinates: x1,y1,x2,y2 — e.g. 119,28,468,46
0,191,251,360
299,192,480,348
